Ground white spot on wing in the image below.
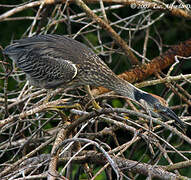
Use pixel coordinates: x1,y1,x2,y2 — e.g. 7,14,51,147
67,60,78,79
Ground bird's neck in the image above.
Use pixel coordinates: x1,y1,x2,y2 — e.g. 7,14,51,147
107,76,158,106
105,76,137,100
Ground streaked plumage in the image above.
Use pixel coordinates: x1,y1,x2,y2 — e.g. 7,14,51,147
3,34,186,129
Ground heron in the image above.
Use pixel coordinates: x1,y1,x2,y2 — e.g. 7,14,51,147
3,34,185,129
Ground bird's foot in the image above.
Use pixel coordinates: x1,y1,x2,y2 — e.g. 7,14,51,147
52,103,82,110
91,100,101,110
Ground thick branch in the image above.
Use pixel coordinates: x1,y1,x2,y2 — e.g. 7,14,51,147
120,38,191,83
60,151,188,180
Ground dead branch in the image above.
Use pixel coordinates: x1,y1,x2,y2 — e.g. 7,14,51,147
59,151,189,179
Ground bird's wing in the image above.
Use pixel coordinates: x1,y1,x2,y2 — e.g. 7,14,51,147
3,36,78,86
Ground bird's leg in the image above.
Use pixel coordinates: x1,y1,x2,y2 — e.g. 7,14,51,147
52,103,82,110
43,89,53,104
43,89,82,110
44,101,82,121
41,91,82,121
85,85,101,109
44,104,82,126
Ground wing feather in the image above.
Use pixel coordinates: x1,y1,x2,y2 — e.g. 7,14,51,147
3,35,79,86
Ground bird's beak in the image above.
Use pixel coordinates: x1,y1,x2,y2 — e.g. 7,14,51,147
155,103,186,130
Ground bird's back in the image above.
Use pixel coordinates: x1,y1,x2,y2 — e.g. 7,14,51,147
4,34,96,65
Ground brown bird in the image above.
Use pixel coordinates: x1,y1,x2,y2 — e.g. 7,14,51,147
3,34,185,129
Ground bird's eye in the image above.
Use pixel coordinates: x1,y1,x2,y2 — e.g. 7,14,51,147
154,103,161,110
154,103,167,113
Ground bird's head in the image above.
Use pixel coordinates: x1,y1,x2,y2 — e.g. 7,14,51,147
134,89,186,130
153,101,186,130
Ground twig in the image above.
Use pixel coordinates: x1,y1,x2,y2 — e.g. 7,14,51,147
52,138,121,179
0,136,55,178
135,73,191,88
74,0,140,65
0,1,42,22
0,98,70,128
